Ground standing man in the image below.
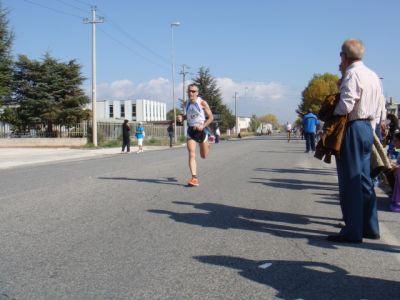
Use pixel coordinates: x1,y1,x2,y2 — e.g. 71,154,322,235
302,109,319,153
167,121,174,148
177,83,214,186
328,39,384,243
121,119,131,153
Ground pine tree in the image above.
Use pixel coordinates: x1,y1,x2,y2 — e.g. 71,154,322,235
191,67,235,131
12,53,90,133
0,3,14,105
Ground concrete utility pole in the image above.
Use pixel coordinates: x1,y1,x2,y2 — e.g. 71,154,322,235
84,6,104,146
233,91,239,135
170,22,180,144
180,64,190,136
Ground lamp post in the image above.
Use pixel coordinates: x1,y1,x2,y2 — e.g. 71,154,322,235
171,21,180,144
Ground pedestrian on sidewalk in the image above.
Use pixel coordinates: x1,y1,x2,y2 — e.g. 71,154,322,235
302,109,319,153
135,122,145,153
177,83,214,187
327,38,384,243
167,121,174,148
121,119,131,153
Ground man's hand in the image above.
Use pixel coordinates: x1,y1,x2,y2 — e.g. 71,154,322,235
194,124,204,131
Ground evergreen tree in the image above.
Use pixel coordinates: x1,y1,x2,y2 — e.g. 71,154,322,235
0,3,14,105
296,73,339,118
191,67,235,131
12,53,90,133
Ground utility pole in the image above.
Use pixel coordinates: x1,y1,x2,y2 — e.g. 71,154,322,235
170,22,180,144
180,64,190,136
84,6,103,146
233,92,239,135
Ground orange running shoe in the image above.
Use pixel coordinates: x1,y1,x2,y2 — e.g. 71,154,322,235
188,177,199,187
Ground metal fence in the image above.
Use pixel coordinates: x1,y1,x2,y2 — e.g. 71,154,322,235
0,120,184,142
98,121,184,142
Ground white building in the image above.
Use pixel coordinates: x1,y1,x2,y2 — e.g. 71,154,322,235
237,116,251,132
96,99,167,122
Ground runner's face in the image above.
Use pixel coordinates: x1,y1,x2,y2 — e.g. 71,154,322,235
188,87,199,101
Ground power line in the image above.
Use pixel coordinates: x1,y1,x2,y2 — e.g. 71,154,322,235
98,27,170,71
106,19,170,65
22,0,84,19
96,7,170,65
55,0,88,13
70,0,92,7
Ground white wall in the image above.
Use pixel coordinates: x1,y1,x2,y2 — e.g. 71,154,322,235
97,99,166,122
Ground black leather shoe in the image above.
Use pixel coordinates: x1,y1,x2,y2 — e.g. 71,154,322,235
363,233,380,240
326,234,362,243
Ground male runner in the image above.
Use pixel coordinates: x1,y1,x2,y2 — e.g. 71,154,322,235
177,83,214,186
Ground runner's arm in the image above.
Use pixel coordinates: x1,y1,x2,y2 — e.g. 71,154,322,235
201,100,214,128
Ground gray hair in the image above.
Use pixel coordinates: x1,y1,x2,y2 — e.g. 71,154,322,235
341,39,365,60
187,83,199,91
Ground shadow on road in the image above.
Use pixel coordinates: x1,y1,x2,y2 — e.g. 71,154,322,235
148,202,400,253
249,177,338,191
255,167,336,176
193,255,400,299
98,176,185,186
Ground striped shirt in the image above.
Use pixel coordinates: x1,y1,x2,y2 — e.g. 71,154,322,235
334,61,385,130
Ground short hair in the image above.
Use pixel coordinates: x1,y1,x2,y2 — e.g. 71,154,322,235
187,83,199,91
342,39,365,60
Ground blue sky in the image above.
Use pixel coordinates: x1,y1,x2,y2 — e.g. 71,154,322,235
3,0,400,123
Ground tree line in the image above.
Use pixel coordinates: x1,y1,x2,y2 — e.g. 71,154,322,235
0,4,90,135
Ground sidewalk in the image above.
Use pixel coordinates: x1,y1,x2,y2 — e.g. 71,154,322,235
0,146,173,170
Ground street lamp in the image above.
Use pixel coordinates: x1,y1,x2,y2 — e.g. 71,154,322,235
171,21,180,144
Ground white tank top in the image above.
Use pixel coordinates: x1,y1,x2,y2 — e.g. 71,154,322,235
186,97,206,127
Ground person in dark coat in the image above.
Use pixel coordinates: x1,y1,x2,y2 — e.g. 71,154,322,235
121,119,131,153
167,121,174,148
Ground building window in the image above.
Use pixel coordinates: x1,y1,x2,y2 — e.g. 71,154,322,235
109,105,114,118
120,104,125,118
132,104,136,118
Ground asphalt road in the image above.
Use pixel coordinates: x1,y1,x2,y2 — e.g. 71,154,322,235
0,135,399,299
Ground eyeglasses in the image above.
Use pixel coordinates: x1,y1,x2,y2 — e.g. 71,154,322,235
188,90,198,93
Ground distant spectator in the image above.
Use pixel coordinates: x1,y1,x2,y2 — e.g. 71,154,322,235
167,121,174,148
135,122,145,153
214,123,221,144
121,119,131,153
286,122,292,142
302,109,319,153
386,113,399,159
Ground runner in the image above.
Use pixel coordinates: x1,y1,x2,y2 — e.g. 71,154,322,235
286,122,292,142
177,83,214,186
